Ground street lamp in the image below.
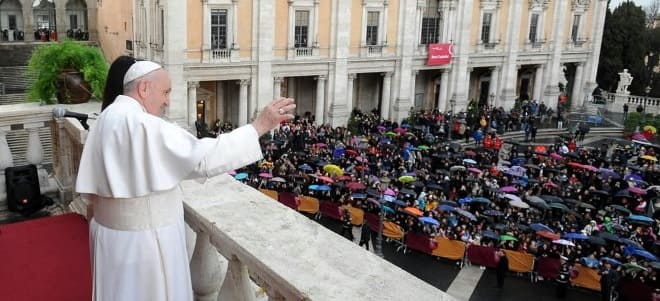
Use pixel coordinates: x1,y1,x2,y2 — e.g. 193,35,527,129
374,178,390,258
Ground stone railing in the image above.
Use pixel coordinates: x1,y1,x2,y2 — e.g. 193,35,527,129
58,113,454,301
604,92,660,115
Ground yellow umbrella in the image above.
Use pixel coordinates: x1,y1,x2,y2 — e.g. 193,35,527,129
643,125,657,134
323,164,344,176
641,155,658,162
398,175,416,183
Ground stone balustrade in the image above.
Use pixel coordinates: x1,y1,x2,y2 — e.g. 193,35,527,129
56,109,454,301
605,92,660,115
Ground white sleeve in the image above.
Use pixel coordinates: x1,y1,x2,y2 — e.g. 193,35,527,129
187,124,264,179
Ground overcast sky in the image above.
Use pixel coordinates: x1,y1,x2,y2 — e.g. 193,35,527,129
610,0,655,9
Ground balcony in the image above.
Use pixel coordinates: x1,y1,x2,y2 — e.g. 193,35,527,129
361,44,386,57
476,40,499,52
208,47,240,63
0,103,453,300
286,45,320,60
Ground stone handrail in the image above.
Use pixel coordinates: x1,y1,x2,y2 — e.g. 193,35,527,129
54,109,454,301
604,92,660,115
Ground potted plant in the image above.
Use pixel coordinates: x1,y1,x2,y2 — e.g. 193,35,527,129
26,40,108,104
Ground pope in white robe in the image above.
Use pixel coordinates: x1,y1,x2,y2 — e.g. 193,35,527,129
76,61,295,301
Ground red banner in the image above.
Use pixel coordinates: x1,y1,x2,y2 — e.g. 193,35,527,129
427,43,453,66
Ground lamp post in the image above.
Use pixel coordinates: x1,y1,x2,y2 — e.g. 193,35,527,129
374,179,389,258
449,97,456,140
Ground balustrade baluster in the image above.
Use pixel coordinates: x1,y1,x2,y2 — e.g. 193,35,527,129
191,232,225,301
0,128,14,198
25,126,44,165
217,255,256,301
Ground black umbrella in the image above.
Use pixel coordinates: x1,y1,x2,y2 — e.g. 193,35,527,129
411,181,425,188
400,188,416,196
516,224,532,232
599,232,620,243
426,183,442,190
592,190,610,196
564,152,580,159
366,188,380,197
540,195,564,203
588,236,607,246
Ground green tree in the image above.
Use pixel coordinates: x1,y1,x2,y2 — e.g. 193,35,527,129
597,1,648,95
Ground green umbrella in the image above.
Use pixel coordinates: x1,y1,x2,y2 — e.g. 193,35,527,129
500,235,518,242
418,145,430,150
622,262,648,272
398,175,416,183
385,131,397,137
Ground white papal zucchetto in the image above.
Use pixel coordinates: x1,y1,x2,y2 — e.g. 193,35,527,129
123,61,162,85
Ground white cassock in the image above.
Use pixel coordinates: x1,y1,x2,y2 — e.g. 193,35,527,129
76,95,264,301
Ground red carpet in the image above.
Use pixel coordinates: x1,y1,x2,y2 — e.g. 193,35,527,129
0,213,91,300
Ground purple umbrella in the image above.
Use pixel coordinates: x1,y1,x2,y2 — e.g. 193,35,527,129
499,186,518,193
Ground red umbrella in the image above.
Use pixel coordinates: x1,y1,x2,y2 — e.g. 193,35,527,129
567,162,583,169
465,150,476,157
544,181,558,188
550,152,562,160
318,176,334,183
581,165,598,172
347,182,366,190
393,127,407,134
628,186,647,195
536,230,560,240
337,175,353,181
345,149,358,156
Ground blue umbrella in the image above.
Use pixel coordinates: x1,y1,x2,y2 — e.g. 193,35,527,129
391,199,407,207
625,247,658,261
437,205,456,212
619,238,643,249
472,197,491,204
484,209,503,216
419,216,439,226
458,197,473,204
351,193,367,199
333,148,345,158
530,223,554,233
482,230,500,240
308,184,320,191
628,214,654,223
624,174,643,182
317,185,331,191
562,233,589,240
382,195,396,202
298,164,313,171
455,208,477,221
580,257,601,268
382,206,395,214
511,157,526,166
234,172,248,180
601,257,622,266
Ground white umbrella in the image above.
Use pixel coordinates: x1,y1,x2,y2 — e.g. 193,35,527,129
552,239,575,247
503,194,522,202
509,200,530,209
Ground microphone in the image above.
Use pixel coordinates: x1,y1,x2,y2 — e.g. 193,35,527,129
53,107,90,130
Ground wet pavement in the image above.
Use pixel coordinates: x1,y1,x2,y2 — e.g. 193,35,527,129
315,216,601,301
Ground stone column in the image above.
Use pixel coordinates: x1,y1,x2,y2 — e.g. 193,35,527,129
533,64,544,101
55,0,67,35
410,70,417,108
232,0,239,49
327,0,351,127
382,1,389,44
238,79,249,126
202,0,211,62
346,73,355,114
273,77,282,99
22,1,34,41
313,0,320,46
500,0,524,109
188,81,199,128
451,0,474,110
315,75,326,125
583,0,608,92
489,67,500,106
571,62,585,110
544,0,569,110
438,70,449,111
255,0,275,114
381,72,392,120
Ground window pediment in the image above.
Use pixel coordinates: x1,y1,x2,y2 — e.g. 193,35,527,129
206,0,233,4
479,0,501,10
572,0,590,11
528,0,549,10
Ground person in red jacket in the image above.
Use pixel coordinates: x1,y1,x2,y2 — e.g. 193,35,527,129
484,135,493,149
493,136,503,151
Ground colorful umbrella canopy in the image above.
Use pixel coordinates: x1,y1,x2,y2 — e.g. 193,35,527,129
463,158,477,165
346,182,366,190
323,164,344,176
628,186,647,195
419,216,439,226
398,175,416,183
500,235,518,241
234,172,248,180
536,230,560,240
562,233,589,240
503,194,522,202
259,172,273,178
641,155,657,162
484,209,503,216
298,163,313,171
468,167,482,174
482,230,500,240
531,223,554,233
509,200,530,209
403,207,423,217
601,257,622,266
317,176,334,183
269,177,286,183
472,197,491,204
499,186,518,193
437,205,456,212
625,247,658,261
628,214,654,223
644,125,657,134
455,208,477,221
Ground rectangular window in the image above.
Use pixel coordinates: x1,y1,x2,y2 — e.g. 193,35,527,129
36,15,50,30
529,13,539,43
70,15,78,30
211,9,227,49
421,17,440,45
8,15,16,30
294,10,309,48
366,11,379,46
571,15,581,41
481,13,492,43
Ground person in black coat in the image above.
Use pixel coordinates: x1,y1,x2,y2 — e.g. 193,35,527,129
555,257,570,298
599,261,619,301
496,248,508,289
359,222,371,250
340,209,354,241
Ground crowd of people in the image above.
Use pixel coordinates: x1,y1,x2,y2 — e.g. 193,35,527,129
216,106,659,300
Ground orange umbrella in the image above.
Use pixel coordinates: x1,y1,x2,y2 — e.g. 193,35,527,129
536,230,560,241
403,207,423,217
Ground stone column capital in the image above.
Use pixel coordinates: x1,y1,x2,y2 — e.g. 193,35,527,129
188,81,200,89
274,77,283,84
238,79,250,86
382,72,393,78
316,75,327,81
348,73,356,80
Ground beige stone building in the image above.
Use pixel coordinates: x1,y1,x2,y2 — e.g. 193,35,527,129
0,0,97,41
98,0,607,128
